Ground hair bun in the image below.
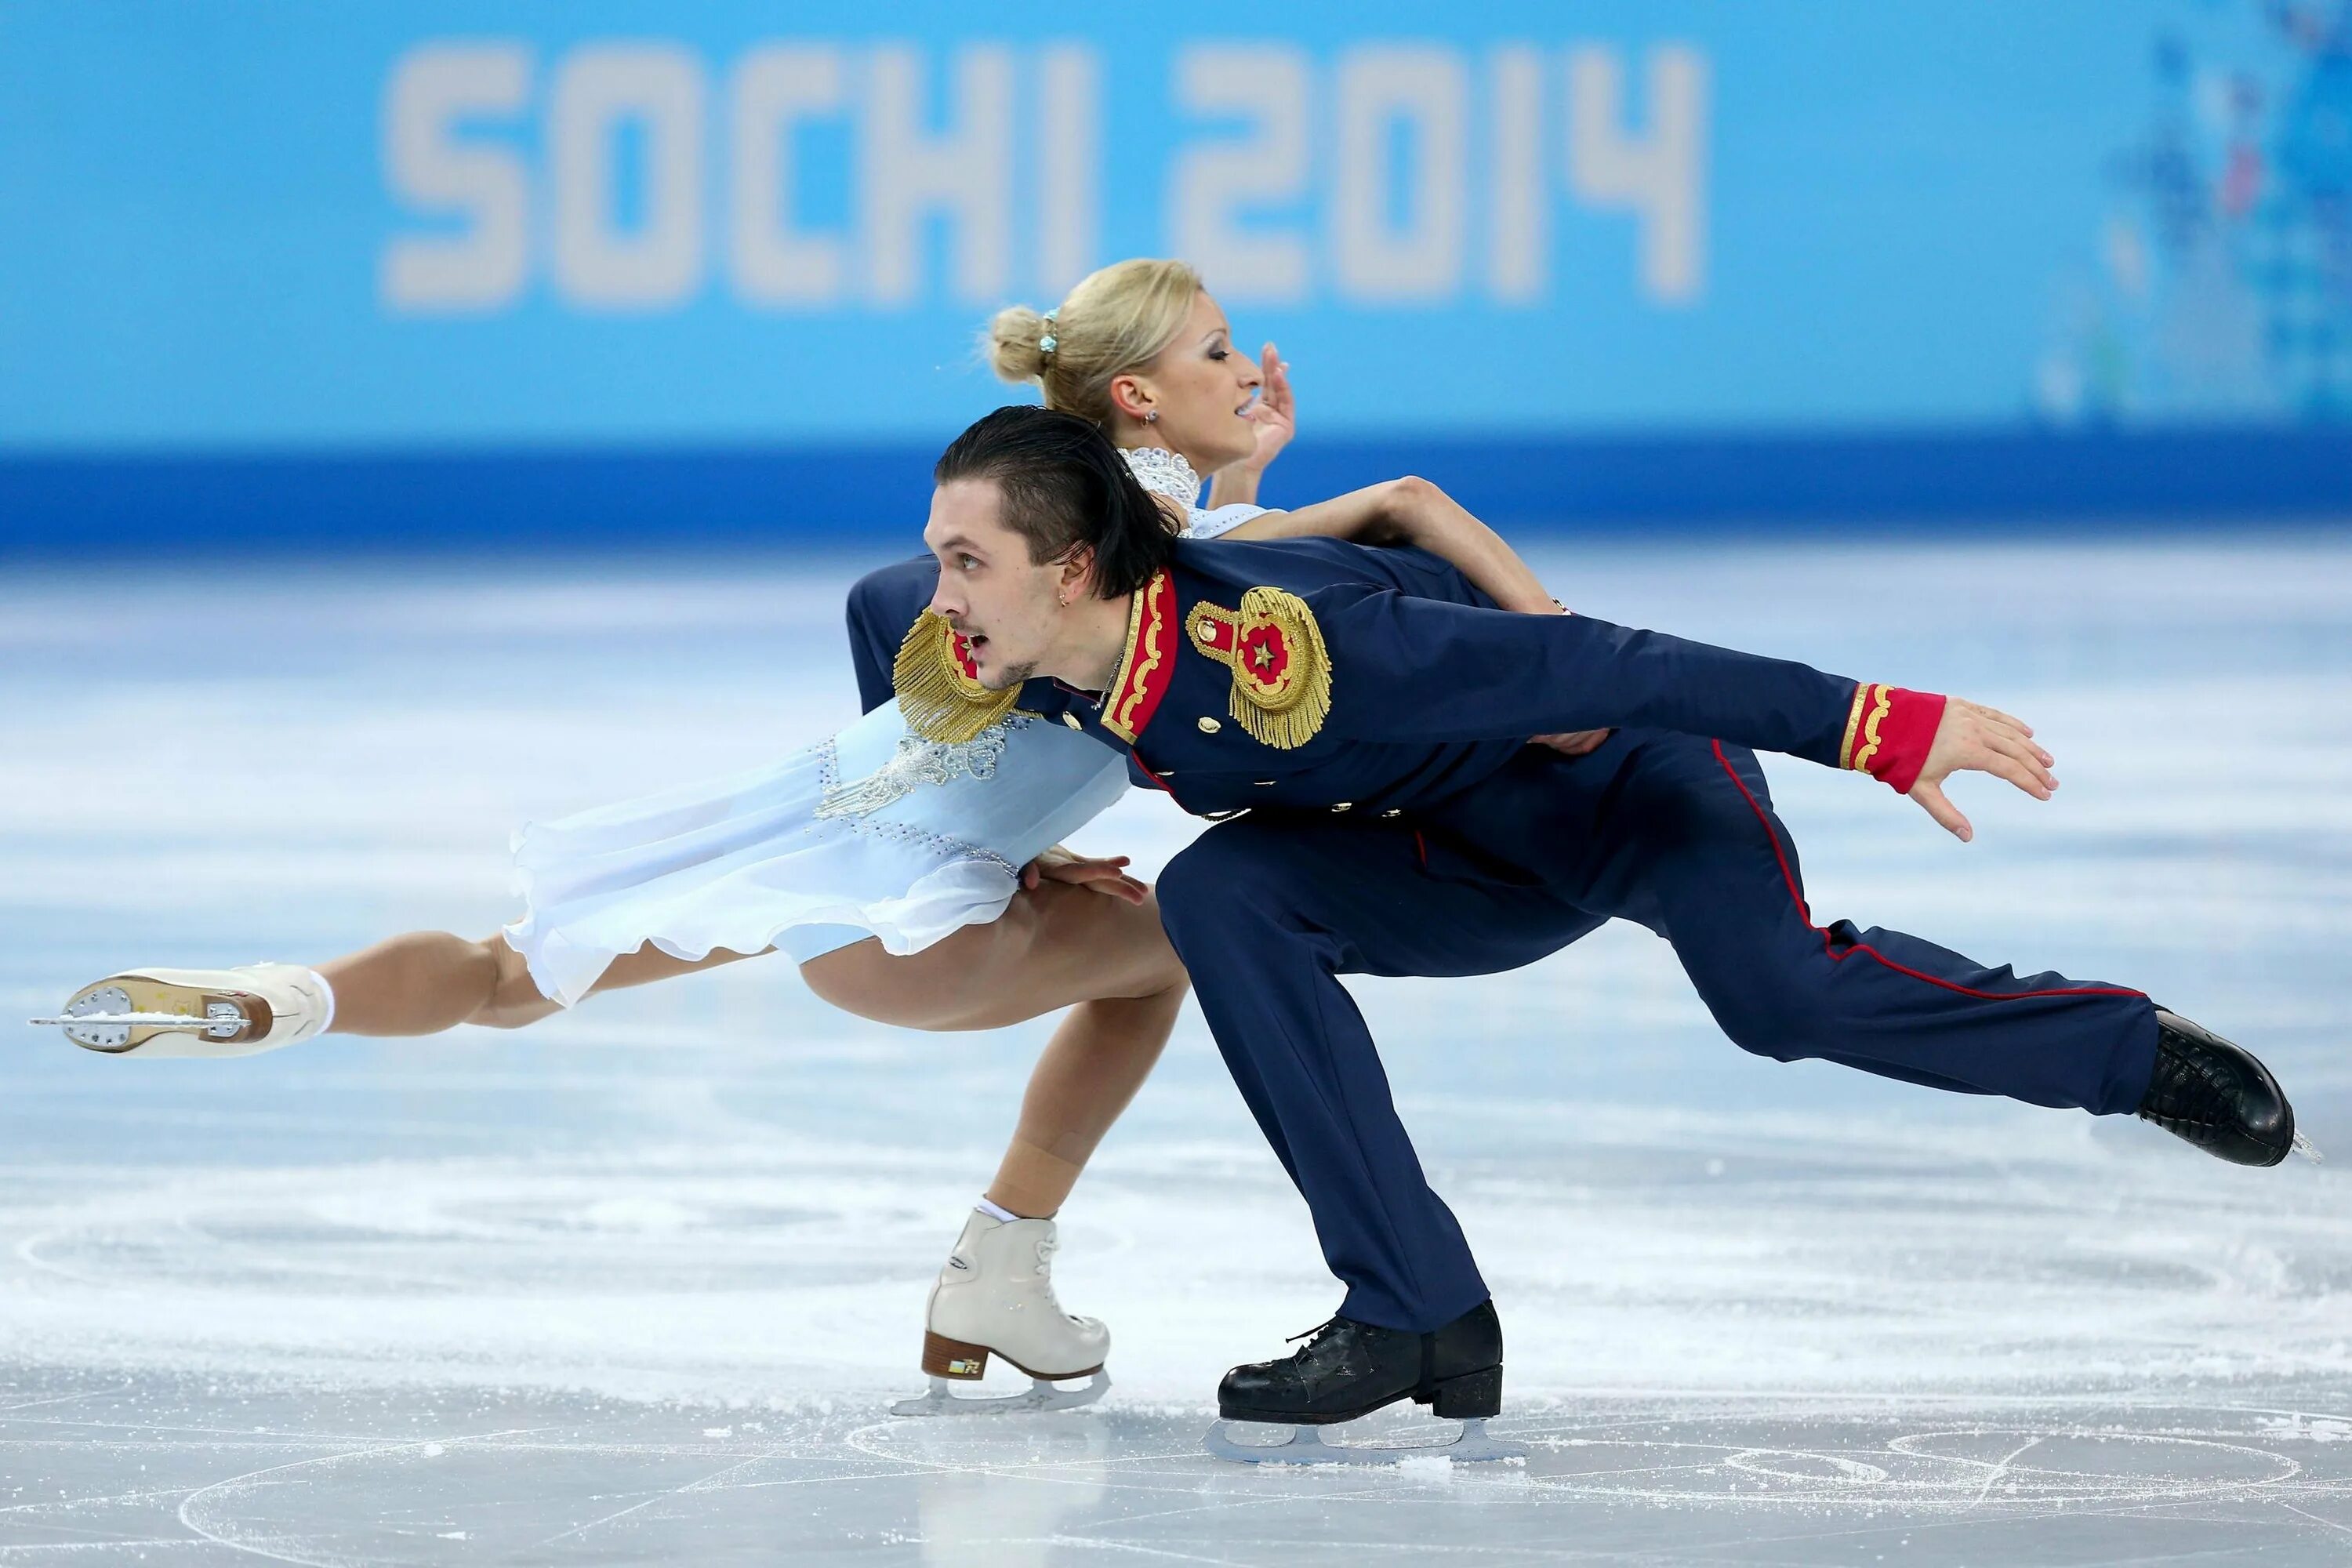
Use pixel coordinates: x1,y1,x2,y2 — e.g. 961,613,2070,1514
984,305,1051,383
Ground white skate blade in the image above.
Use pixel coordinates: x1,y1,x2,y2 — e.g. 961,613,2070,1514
2294,1130,2325,1165
31,985,248,1053
1205,1416,1527,1467
890,1370,1108,1417
27,1011,244,1031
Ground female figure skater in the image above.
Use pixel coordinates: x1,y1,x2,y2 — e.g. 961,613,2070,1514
37,258,1575,1412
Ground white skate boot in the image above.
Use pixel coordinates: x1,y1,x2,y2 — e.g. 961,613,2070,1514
31,964,332,1058
891,1210,1112,1416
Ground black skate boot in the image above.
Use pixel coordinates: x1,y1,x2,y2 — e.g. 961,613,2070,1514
1205,1300,1523,1465
2136,1010,2303,1167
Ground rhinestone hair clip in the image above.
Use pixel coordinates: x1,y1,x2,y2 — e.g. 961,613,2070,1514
1037,307,1058,358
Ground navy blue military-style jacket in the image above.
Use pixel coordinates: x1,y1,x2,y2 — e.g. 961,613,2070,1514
848,538,1941,817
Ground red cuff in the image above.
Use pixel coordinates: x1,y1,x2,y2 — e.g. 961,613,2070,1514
1840,683,1945,795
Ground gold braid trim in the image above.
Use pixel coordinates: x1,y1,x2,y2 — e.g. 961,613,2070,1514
1838,681,1871,769
1187,587,1334,750
1848,683,1893,774
1102,576,1171,742
893,612,1021,743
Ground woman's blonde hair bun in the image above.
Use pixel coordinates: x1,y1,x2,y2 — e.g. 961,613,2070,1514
983,303,1052,384
978,259,1202,427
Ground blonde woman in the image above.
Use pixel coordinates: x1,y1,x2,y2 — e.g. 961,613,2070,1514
38,258,1577,1413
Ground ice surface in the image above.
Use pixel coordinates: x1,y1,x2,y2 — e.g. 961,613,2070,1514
3,535,2350,1563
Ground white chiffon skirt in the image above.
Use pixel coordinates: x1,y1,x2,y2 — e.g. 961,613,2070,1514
499,703,1131,1008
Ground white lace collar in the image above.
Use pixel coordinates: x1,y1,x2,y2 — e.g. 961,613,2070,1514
1120,445,1201,510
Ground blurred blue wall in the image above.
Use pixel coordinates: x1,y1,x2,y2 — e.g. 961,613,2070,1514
3,2,2348,551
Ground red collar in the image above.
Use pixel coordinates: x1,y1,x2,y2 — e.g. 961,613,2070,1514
1098,569,1177,743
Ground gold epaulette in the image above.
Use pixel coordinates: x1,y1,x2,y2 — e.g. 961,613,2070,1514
894,612,1021,743
1185,586,1333,750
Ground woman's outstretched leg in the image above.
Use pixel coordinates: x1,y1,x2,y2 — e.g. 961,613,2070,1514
323,931,761,1035
43,931,764,1054
316,931,506,1036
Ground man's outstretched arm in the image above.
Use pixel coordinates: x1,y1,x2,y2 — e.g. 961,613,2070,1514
1320,588,2054,839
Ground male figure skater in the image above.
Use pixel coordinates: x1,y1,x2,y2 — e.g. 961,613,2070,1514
858,407,2299,1459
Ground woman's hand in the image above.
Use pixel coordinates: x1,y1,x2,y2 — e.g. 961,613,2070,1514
1022,846,1149,905
1242,344,1295,473
1207,345,1295,510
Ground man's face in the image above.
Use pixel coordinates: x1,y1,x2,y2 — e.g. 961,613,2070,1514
923,477,1071,691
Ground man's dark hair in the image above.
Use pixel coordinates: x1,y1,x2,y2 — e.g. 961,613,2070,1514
933,405,1176,598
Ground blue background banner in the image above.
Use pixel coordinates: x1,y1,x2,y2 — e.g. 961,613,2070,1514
3,1,2348,546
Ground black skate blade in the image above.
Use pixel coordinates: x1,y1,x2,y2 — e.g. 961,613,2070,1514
1205,1416,1526,1466
889,1370,1108,1417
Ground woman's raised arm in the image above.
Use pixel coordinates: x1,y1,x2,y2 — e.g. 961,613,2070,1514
1218,476,1561,616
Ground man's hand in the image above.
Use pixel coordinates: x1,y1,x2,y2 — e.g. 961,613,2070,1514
1531,729,1613,758
1022,846,1149,905
1910,698,2057,842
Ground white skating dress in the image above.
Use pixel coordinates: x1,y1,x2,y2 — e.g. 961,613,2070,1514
503,452,1262,1007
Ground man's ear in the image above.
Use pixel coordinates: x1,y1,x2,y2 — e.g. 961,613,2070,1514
1057,543,1098,603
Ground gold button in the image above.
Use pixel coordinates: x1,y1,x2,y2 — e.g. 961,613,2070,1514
1330,802,1352,813
1195,617,1219,641
1062,713,1084,731
1381,808,1403,818
1196,715,1223,735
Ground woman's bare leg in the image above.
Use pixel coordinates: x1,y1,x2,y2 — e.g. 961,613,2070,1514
318,931,764,1036
801,880,1188,1216
321,884,1183,1214
800,880,1182,1029
984,986,1185,1216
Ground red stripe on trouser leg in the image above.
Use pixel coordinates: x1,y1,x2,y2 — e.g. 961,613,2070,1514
1708,739,2143,1004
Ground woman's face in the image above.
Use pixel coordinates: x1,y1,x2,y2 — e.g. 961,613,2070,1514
1124,291,1262,474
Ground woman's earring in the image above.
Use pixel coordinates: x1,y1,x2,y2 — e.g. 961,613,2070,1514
1143,410,1158,424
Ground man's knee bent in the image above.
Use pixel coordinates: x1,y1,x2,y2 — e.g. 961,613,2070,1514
1703,975,1836,1065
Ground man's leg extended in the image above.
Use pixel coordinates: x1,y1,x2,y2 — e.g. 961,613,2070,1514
1430,732,2158,1113
1156,814,1598,1334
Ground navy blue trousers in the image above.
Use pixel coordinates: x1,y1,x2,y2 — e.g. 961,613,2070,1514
1156,730,2159,1334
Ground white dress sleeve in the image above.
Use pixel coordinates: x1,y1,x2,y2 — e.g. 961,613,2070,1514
1181,503,1268,539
